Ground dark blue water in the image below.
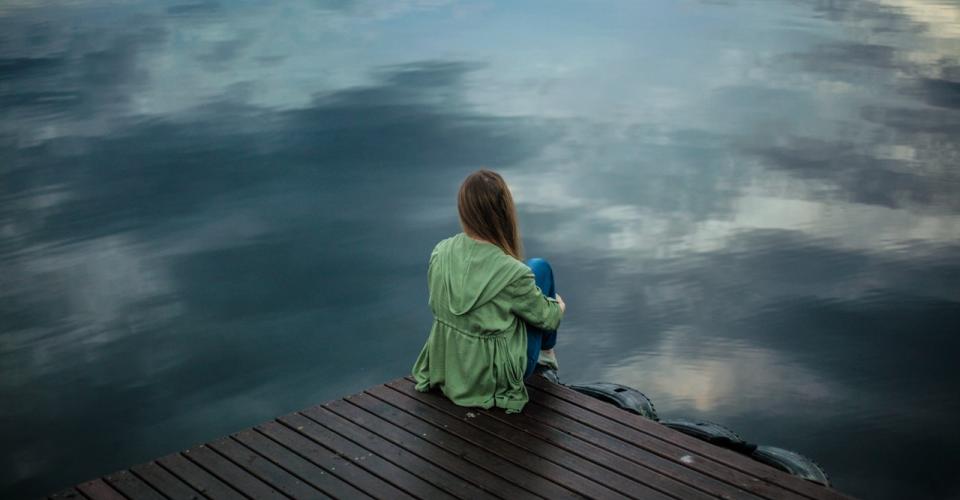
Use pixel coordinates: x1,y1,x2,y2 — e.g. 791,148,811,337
2,1,959,498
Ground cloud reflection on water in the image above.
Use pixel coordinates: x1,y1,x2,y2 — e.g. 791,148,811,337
1,0,958,498
605,327,841,415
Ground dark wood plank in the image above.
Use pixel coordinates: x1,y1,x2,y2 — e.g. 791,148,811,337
376,383,673,500
335,394,577,499
361,386,632,500
526,376,852,500
525,391,799,500
54,376,856,500
130,462,203,499
103,470,165,500
296,405,497,500
279,412,457,500
75,479,125,500
257,421,415,500
157,452,243,499
387,379,721,500
208,436,330,499
233,428,370,499
49,487,83,499
318,399,540,499
183,444,286,500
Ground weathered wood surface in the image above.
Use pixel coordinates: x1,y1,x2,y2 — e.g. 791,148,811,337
50,376,854,499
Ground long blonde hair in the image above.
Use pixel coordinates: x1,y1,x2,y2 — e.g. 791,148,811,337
457,169,523,260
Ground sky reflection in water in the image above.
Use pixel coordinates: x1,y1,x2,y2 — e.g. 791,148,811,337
1,0,959,498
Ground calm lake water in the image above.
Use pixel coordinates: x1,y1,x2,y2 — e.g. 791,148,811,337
2,0,959,498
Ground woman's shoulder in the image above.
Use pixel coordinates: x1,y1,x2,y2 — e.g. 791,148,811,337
488,250,534,287
429,233,467,266
431,233,463,256
429,233,527,272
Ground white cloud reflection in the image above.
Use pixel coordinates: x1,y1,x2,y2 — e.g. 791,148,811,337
512,161,960,262
876,0,960,39
604,327,843,416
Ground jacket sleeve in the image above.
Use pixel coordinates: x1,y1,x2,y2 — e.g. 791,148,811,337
504,271,563,331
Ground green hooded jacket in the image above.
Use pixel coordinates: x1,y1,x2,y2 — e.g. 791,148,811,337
411,232,564,413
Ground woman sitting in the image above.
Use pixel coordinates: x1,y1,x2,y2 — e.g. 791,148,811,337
411,169,566,413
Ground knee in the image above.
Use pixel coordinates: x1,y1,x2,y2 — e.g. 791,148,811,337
525,257,554,290
525,257,552,275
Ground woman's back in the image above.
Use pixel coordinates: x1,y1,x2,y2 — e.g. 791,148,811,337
428,233,531,335
412,232,562,413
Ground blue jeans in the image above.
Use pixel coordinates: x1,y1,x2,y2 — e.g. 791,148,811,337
524,257,558,379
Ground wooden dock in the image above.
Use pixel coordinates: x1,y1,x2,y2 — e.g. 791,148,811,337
49,376,852,499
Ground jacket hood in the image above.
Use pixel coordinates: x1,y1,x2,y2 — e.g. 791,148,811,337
431,233,528,316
